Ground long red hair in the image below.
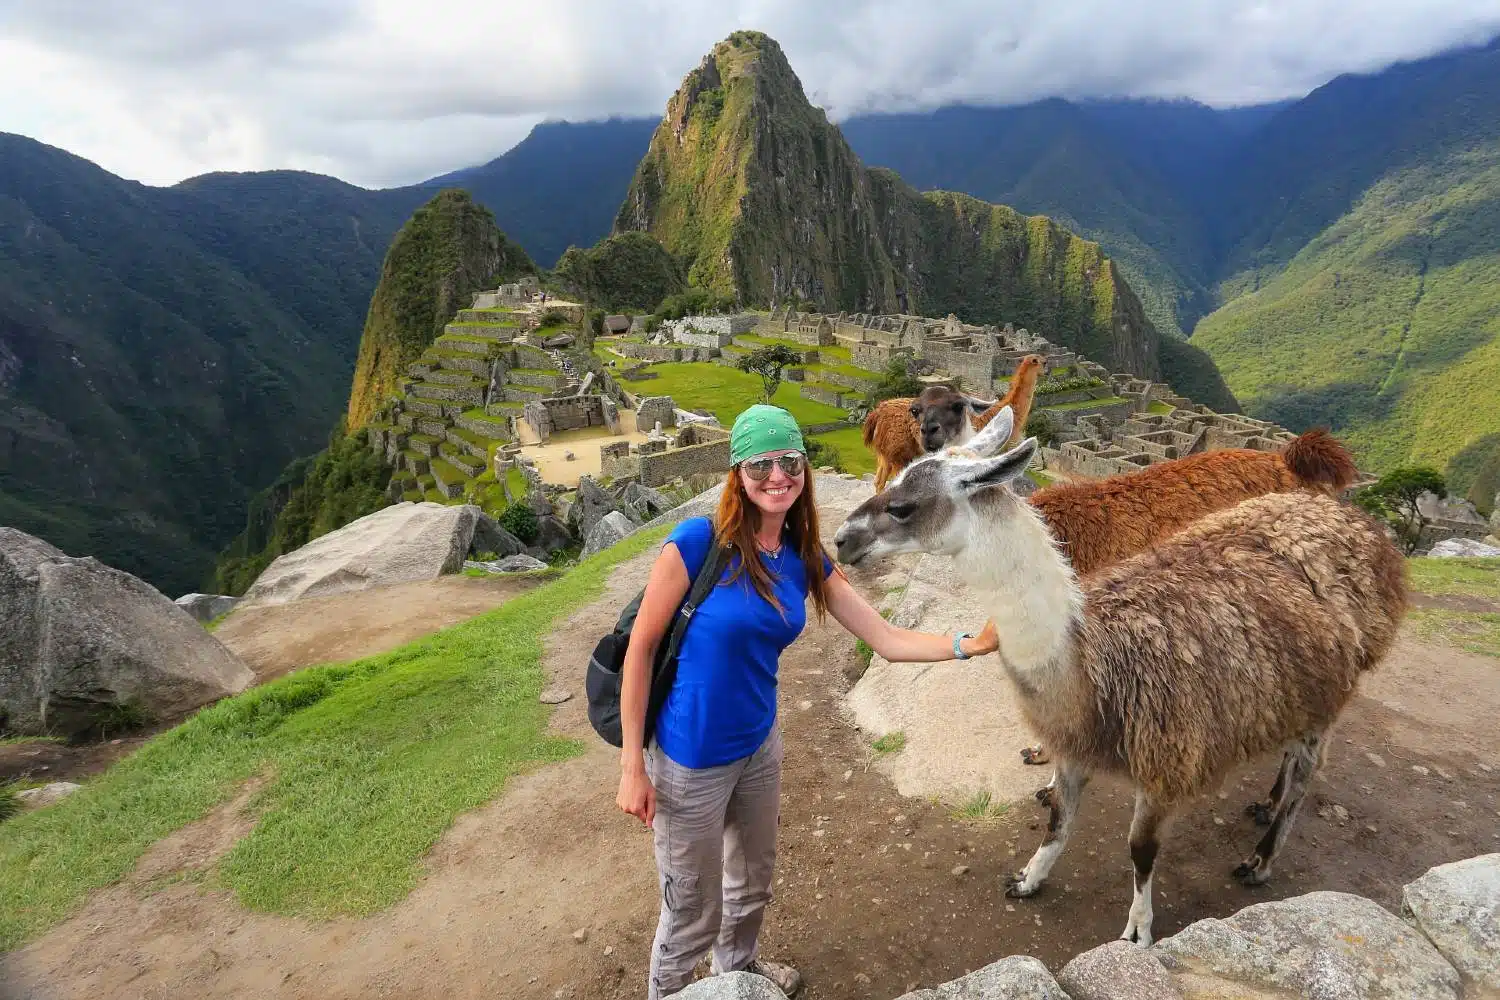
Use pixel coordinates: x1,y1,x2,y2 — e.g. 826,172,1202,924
713,467,834,620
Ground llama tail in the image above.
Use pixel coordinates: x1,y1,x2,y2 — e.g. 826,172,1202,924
862,406,881,447
1282,429,1358,492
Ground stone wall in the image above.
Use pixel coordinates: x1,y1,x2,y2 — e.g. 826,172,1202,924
600,440,637,479
541,395,605,432
639,436,732,487
614,341,721,364
636,396,677,433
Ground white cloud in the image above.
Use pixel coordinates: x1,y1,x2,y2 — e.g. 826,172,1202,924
1,0,1497,187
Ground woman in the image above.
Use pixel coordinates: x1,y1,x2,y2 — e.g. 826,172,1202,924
616,404,998,998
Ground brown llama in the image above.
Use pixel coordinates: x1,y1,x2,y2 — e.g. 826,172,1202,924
862,355,1045,491
1017,426,1358,765
833,408,1406,947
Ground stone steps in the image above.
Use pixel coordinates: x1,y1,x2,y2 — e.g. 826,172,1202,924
407,433,443,459
399,449,431,477
429,458,468,499
455,410,513,440
455,308,526,326
433,335,494,356
404,398,446,418
442,445,486,478
423,369,481,387
408,381,485,406
444,322,519,342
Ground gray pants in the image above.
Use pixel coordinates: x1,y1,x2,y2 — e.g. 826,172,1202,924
644,727,783,999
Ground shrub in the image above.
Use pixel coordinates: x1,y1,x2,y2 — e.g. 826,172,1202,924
864,358,925,407
656,288,736,321
0,785,18,823
499,502,539,544
539,308,570,328
804,437,845,473
1025,411,1060,448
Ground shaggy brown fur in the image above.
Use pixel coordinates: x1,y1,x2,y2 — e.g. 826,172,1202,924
862,397,924,492
973,355,1045,439
1031,430,1358,577
1029,492,1407,803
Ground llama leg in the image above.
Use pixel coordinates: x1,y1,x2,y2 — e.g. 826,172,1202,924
1033,768,1057,808
1006,761,1086,898
1244,749,1295,827
1020,744,1050,766
1121,792,1171,946
1233,728,1327,884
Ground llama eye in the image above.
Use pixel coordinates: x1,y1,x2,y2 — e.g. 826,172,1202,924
887,501,916,522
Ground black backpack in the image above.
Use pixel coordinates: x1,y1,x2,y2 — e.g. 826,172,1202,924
585,527,730,747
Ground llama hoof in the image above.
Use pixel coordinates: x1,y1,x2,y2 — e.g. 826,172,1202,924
1003,873,1041,899
1020,745,1050,766
1244,801,1274,826
1232,860,1271,885
1034,786,1054,807
1119,924,1153,947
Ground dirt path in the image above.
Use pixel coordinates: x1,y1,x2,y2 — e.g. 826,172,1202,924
5,552,1499,999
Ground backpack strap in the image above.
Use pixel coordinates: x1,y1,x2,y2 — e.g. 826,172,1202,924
658,538,730,669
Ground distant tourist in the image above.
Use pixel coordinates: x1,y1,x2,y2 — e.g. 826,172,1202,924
614,404,997,998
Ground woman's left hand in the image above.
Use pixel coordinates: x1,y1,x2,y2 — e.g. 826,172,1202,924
960,619,999,658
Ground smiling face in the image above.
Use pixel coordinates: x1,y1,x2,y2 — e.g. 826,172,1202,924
737,448,806,517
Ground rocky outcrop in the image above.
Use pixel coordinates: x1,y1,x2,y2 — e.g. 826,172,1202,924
581,511,636,559
174,593,239,623
241,502,483,606
470,518,526,559
1,528,253,738
464,554,549,574
1428,538,1500,558
663,854,1499,1000
1402,853,1500,992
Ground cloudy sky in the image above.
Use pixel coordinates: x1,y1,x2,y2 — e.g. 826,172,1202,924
3,0,1499,189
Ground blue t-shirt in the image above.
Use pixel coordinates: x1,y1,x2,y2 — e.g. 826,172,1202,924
654,517,831,769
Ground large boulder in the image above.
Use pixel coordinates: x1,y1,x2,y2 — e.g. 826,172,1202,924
1154,890,1462,1000
1427,538,1500,558
174,593,239,623
0,528,254,738
469,515,525,559
582,511,635,559
241,502,481,607
893,956,1068,999
621,482,674,522
1060,940,1182,1000
672,972,786,999
575,477,634,540
1402,853,1500,992
533,515,574,555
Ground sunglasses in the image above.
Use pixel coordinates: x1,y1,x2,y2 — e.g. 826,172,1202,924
740,452,805,481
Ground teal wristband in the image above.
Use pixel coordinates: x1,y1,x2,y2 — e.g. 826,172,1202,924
953,632,974,660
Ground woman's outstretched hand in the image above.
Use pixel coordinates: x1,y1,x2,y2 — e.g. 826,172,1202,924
617,764,657,828
961,619,1000,658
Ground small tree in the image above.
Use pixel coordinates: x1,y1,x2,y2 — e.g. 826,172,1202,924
1352,465,1446,555
1025,410,1060,448
738,345,803,402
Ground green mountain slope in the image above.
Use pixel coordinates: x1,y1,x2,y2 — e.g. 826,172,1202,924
0,134,395,595
1195,144,1500,474
614,31,1237,409
345,190,534,429
842,102,1214,340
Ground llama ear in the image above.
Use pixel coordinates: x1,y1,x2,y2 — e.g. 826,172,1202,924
965,405,1014,457
965,394,996,415
952,437,1037,495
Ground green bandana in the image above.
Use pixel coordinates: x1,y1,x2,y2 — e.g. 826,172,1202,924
729,404,806,465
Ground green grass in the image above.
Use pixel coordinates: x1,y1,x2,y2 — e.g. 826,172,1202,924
1147,400,1176,415
871,732,906,755
505,467,528,499
0,736,62,747
1406,557,1500,601
509,367,561,376
1040,396,1130,412
0,529,667,950
0,787,19,824
630,362,848,427
952,790,1010,821
809,426,874,477
735,334,855,364
1408,609,1500,659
